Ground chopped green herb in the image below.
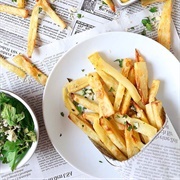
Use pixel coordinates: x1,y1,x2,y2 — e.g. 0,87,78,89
67,78,73,82
114,59,123,67
37,74,41,77
39,7,42,13
141,17,152,31
60,112,64,117
123,114,128,118
108,87,115,92
99,160,103,163
77,13,83,18
151,17,156,21
102,1,107,5
81,69,85,72
149,7,158,13
12,0,17,2
141,29,146,36
130,27,135,30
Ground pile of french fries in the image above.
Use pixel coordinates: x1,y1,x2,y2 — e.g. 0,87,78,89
63,50,165,161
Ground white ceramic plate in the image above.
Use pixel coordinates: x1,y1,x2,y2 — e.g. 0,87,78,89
43,32,180,178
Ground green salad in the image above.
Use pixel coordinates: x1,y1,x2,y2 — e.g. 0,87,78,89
0,92,36,171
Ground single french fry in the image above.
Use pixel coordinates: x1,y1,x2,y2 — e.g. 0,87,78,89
13,54,47,85
151,100,165,130
120,68,135,114
0,56,26,78
145,103,157,128
38,0,66,29
0,4,28,18
88,52,143,109
141,0,165,6
132,131,145,150
93,117,127,161
103,0,115,12
88,72,114,117
97,70,118,96
124,127,140,158
157,0,172,50
149,80,160,103
134,61,149,105
135,49,145,62
71,93,99,113
17,0,25,8
114,58,133,111
83,112,99,124
63,87,79,115
27,5,39,58
66,76,89,93
100,117,127,156
114,113,157,140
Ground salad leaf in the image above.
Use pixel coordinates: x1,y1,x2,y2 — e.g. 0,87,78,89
1,104,25,126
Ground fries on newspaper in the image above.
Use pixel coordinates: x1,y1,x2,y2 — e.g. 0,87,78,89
13,54,48,85
27,0,66,57
62,49,166,162
0,56,26,78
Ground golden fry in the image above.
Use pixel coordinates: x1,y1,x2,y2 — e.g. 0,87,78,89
62,87,79,115
0,4,28,18
66,76,89,93
149,80,160,103
141,0,165,6
17,0,25,8
103,0,115,12
13,54,48,85
0,56,26,78
88,72,114,117
38,0,66,29
27,5,39,58
134,61,149,104
157,0,172,50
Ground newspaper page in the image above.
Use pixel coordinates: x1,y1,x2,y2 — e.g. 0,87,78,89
0,0,180,179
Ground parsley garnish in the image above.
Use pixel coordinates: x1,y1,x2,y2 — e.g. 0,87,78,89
77,14,83,18
108,87,114,92
60,112,64,117
141,29,146,36
12,0,17,2
141,17,152,31
149,7,158,13
124,121,137,131
114,59,123,67
99,160,103,163
39,7,42,13
67,78,73,82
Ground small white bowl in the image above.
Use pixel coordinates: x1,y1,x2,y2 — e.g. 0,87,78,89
113,0,138,7
0,89,39,174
